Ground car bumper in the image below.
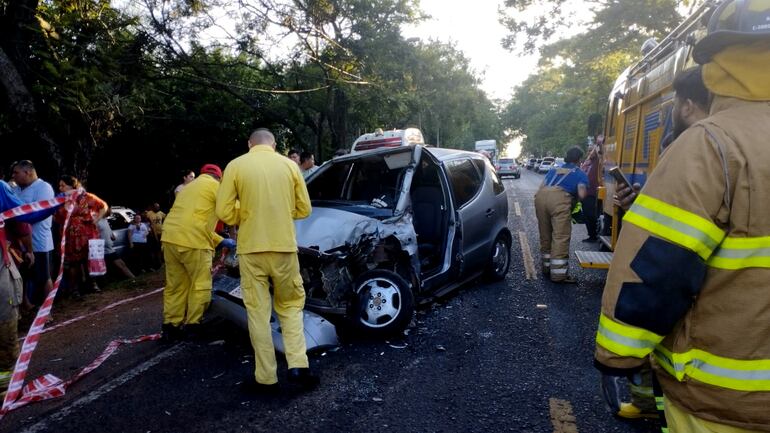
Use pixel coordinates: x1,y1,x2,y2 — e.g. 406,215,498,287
209,274,339,353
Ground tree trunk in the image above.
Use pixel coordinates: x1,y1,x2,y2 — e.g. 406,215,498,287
0,45,64,171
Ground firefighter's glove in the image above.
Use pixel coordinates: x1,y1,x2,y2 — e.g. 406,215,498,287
594,359,642,415
218,238,236,250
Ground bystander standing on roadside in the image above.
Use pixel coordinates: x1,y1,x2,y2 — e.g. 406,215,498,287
55,175,108,299
579,139,601,243
145,202,165,268
0,178,60,398
299,151,319,178
174,169,195,196
128,214,152,273
287,149,301,166
11,160,55,306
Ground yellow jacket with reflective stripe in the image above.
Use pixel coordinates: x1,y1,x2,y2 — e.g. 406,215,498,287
161,174,224,250
215,144,311,254
595,96,770,431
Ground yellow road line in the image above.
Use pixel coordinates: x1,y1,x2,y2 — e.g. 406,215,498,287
519,231,537,280
549,398,579,433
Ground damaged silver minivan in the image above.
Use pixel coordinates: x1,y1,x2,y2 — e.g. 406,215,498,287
292,144,511,336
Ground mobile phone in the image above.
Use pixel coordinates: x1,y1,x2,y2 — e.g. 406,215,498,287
609,166,631,189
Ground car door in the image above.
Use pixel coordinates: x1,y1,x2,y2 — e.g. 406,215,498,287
444,157,488,272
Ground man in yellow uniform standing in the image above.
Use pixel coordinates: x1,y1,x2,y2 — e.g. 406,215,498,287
594,1,770,432
216,128,317,393
161,164,232,342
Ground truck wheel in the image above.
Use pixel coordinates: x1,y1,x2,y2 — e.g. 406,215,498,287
349,269,413,338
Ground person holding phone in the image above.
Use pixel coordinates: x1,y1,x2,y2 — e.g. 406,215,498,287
595,3,770,430
534,146,588,283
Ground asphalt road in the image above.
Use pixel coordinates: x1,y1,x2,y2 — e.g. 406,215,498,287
2,169,661,433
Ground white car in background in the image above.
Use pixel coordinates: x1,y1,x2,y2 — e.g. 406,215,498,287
537,157,555,173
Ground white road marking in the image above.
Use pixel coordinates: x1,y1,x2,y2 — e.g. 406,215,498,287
19,345,184,433
514,201,522,217
549,398,579,433
518,231,537,280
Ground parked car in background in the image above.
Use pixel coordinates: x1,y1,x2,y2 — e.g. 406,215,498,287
533,158,543,172
553,157,565,168
212,144,512,338
537,157,555,174
107,206,135,256
495,158,520,179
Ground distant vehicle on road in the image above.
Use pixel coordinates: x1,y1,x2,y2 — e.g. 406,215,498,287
537,157,555,174
526,158,536,170
496,158,520,179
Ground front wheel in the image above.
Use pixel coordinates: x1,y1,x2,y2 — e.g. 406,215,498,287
349,269,414,338
485,233,511,281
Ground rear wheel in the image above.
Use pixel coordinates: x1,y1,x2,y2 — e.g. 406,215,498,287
485,233,511,281
349,269,413,337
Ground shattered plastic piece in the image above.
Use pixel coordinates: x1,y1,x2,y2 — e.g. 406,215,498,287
208,340,225,346
164,411,171,416
388,343,408,349
373,397,383,402
536,304,547,309
436,345,446,352
380,352,385,356
212,372,224,379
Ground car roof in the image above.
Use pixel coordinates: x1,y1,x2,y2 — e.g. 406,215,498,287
423,146,483,161
337,144,482,163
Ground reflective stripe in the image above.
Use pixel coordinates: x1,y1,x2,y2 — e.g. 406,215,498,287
629,383,654,397
655,396,665,411
624,194,725,260
550,268,567,275
595,313,663,358
660,428,669,433
655,346,770,392
708,235,770,269
550,259,568,265
543,254,551,258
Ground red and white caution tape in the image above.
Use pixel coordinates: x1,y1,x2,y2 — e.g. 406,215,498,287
0,195,73,419
1,334,160,413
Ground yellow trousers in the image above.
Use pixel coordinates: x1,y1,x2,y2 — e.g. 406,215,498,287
534,187,573,281
239,252,308,385
162,243,213,326
664,397,764,433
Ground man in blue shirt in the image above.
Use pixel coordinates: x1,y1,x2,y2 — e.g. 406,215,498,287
534,147,588,283
11,160,55,305
0,178,60,397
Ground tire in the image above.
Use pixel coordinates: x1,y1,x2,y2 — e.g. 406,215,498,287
485,232,511,281
349,269,414,337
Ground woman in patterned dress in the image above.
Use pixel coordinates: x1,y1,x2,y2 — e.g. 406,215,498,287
55,176,107,299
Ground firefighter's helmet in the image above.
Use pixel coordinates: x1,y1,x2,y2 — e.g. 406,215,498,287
693,0,770,64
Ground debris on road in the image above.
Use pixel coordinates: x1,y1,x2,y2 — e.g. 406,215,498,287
435,345,446,352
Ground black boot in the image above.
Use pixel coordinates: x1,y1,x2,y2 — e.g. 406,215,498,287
160,323,183,343
183,323,205,342
287,368,320,390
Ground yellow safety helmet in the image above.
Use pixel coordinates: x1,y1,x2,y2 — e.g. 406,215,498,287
693,0,770,64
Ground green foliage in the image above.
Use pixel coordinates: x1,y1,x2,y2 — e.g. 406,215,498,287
1,0,501,207
501,0,686,157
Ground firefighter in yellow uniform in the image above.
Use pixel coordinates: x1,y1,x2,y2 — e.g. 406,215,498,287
161,164,229,341
594,1,770,432
534,147,588,283
216,128,317,392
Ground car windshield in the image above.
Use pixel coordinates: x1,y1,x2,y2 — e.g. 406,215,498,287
499,159,514,164
307,151,411,219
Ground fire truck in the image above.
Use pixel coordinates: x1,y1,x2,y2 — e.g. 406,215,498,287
576,2,716,269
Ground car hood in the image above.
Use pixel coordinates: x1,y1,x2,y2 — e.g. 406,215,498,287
295,206,417,255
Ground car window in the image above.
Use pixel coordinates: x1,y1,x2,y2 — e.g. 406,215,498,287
482,158,505,195
307,155,406,210
499,158,514,164
108,215,129,230
446,158,483,209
